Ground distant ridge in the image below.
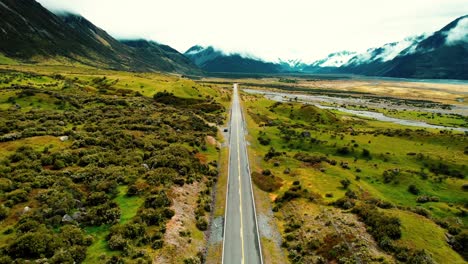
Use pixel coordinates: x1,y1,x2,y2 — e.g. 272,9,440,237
184,45,282,74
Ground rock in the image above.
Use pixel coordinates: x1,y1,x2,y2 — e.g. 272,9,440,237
301,131,311,138
142,163,150,170
62,214,73,222
59,136,69,142
58,121,65,126
284,168,291,174
23,206,31,214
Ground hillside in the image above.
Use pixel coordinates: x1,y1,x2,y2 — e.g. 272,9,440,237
0,0,201,74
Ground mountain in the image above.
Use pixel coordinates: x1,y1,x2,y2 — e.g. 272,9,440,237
310,51,357,68
184,45,282,73
305,15,468,79
302,51,357,73
382,15,468,79
120,39,200,74
277,58,307,72
0,0,201,74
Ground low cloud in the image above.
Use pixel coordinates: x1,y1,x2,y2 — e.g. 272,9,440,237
445,17,468,45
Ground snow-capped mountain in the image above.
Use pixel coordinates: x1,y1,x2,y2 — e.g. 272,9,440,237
303,15,468,79
184,45,282,73
345,35,426,66
277,58,307,71
310,51,357,67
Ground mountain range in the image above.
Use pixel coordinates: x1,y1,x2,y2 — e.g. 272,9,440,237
0,0,200,74
184,15,467,79
0,0,466,79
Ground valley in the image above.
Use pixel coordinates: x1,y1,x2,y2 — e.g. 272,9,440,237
0,64,466,264
0,0,466,263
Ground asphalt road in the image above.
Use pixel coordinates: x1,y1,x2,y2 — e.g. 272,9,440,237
222,84,263,264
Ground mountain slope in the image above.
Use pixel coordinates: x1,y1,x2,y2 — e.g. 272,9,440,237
305,15,467,79
383,15,468,79
184,45,282,73
0,0,201,74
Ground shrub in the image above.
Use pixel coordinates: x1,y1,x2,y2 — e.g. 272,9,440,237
340,179,351,189
108,234,128,250
352,204,401,251
337,147,350,155
452,231,468,260
362,149,371,158
251,171,282,192
408,184,420,195
196,218,208,231
258,135,271,145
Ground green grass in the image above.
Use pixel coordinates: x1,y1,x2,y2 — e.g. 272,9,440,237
114,186,144,224
388,209,465,264
82,188,143,263
0,53,17,65
83,225,118,264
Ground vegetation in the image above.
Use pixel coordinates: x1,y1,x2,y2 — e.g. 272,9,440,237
0,68,228,263
242,90,467,263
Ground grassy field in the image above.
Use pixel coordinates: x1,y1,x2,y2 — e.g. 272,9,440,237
240,83,467,263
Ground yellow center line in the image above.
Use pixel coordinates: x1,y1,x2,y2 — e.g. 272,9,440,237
235,88,245,264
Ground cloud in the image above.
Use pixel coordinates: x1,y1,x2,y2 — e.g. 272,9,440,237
36,0,468,62
445,17,468,45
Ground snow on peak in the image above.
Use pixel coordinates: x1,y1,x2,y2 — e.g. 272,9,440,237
345,35,425,66
311,51,357,67
445,17,468,45
185,45,206,55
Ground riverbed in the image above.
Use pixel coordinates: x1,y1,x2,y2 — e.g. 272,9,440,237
244,89,468,133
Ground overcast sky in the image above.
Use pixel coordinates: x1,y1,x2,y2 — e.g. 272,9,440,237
37,0,467,63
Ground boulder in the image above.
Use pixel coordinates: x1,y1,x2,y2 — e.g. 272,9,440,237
59,136,69,142
62,214,73,222
22,206,31,214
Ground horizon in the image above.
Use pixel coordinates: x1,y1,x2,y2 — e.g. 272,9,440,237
36,0,468,63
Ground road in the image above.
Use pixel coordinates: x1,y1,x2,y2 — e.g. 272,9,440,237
222,84,263,264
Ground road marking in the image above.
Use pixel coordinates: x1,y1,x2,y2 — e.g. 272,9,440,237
234,85,245,264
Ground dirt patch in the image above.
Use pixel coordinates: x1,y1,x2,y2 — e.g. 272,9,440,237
278,201,394,263
206,135,218,146
154,182,205,263
195,152,207,164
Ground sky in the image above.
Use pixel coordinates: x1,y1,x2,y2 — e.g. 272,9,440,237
37,0,468,63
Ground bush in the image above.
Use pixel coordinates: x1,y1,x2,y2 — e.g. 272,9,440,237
196,218,208,231
362,149,371,158
408,184,420,195
0,205,9,220
337,147,350,155
340,179,351,189
258,135,271,145
352,204,401,251
251,171,282,192
452,231,468,260
108,234,128,250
